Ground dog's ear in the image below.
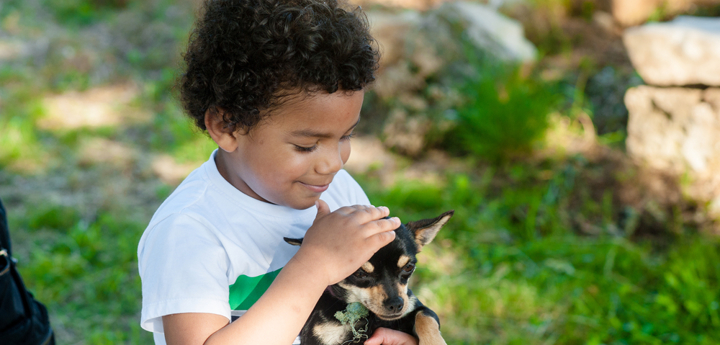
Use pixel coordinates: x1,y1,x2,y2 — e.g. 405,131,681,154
405,210,454,251
283,237,304,246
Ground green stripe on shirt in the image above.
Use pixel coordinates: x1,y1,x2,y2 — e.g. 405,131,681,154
229,269,281,310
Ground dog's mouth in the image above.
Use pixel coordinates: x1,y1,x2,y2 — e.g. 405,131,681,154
362,302,406,321
374,311,405,321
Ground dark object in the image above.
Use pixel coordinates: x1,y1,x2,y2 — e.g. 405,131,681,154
284,210,454,345
0,198,55,345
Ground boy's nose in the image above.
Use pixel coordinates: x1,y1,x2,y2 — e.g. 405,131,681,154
315,146,344,175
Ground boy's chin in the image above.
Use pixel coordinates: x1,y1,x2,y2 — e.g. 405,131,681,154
279,196,320,211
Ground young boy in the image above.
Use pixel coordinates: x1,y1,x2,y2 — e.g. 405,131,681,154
137,0,419,344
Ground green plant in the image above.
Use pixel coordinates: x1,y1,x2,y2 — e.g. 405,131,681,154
359,163,720,345
443,60,561,162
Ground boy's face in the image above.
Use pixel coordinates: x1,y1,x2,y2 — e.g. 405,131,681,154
215,90,364,209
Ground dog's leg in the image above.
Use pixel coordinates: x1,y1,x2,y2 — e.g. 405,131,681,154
414,311,447,345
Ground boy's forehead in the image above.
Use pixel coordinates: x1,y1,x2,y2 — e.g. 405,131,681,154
262,90,364,132
289,117,360,138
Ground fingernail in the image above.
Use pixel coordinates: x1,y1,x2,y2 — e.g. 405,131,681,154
392,217,400,223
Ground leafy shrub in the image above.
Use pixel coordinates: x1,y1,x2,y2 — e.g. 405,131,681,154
443,60,561,162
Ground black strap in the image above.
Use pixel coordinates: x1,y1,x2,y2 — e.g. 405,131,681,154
0,197,10,257
0,198,55,345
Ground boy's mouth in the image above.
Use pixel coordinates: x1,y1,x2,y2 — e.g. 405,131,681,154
298,181,329,193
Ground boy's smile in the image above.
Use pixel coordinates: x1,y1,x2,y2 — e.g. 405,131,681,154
209,90,364,210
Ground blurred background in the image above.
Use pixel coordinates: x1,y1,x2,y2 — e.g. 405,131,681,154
1,0,720,343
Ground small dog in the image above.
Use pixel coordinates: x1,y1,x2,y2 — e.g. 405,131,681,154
284,210,454,345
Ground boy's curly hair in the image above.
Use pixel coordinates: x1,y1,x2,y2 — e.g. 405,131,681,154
180,0,379,132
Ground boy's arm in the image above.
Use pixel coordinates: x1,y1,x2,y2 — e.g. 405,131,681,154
163,264,420,345
163,256,326,345
163,202,400,345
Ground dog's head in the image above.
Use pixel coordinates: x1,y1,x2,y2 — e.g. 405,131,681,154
285,210,453,320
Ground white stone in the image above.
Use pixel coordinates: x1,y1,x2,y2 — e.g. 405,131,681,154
626,85,720,174
624,16,720,86
432,2,537,63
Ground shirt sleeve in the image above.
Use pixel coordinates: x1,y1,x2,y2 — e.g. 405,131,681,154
138,213,237,333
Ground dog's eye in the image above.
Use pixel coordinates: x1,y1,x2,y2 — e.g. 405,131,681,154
353,269,369,279
402,263,415,273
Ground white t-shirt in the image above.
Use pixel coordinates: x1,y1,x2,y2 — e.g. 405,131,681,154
138,150,370,344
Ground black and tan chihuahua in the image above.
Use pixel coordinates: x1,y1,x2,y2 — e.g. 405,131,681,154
284,210,454,345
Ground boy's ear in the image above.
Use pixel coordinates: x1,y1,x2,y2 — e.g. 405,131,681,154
205,107,239,152
405,210,454,251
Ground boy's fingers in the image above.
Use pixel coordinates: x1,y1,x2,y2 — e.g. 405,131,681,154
355,206,391,223
368,230,396,248
370,217,400,232
335,204,368,215
315,199,331,219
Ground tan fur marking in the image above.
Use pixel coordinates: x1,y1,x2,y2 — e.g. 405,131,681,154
414,313,447,345
338,282,388,317
397,255,410,268
413,214,452,250
313,322,349,345
361,261,374,273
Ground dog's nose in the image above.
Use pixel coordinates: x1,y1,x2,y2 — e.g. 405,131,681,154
383,297,404,313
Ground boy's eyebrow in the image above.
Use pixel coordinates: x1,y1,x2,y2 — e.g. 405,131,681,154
290,117,360,138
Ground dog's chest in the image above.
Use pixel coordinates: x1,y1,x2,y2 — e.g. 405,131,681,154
308,313,376,345
311,321,352,345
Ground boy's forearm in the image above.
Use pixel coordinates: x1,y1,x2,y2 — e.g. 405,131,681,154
205,255,326,345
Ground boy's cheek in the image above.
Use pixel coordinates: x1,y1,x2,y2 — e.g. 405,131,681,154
341,143,351,164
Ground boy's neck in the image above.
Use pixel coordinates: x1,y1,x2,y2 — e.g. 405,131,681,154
214,149,273,205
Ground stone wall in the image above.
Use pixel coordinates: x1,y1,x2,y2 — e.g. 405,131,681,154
612,0,720,27
624,16,720,218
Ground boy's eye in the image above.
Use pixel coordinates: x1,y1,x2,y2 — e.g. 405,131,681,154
340,132,355,141
294,144,317,152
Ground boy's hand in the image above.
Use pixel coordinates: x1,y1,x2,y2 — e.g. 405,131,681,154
365,328,418,345
293,199,399,286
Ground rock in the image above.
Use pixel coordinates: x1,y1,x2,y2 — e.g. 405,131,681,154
626,86,705,171
626,85,720,215
623,16,720,86
368,2,536,101
430,2,537,63
367,3,536,154
382,109,431,156
611,0,720,27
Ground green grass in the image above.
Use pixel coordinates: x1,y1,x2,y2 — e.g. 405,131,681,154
2,0,719,344
358,166,720,345
9,202,153,344
0,67,50,171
